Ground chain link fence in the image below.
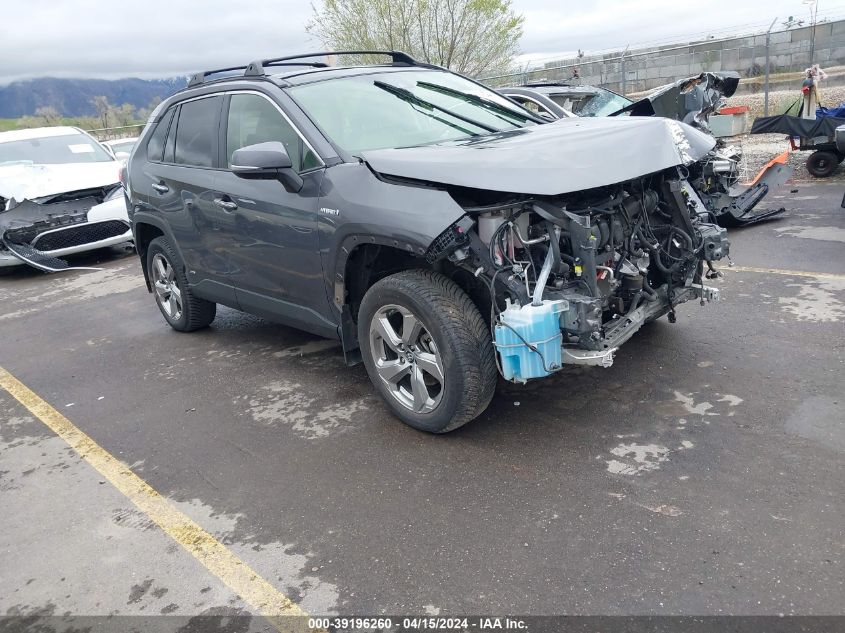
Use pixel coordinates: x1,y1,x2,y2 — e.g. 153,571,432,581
479,19,845,98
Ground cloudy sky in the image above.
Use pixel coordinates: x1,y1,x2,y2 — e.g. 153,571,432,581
1,0,841,83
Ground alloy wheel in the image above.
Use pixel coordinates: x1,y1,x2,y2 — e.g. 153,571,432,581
152,253,183,321
369,304,445,414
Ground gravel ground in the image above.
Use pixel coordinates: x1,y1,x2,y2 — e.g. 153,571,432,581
724,132,844,184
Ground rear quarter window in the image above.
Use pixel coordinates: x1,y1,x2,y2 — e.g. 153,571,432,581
146,107,175,162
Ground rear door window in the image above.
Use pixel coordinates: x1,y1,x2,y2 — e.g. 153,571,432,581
173,96,222,167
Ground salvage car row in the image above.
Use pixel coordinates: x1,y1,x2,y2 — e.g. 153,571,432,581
0,52,798,434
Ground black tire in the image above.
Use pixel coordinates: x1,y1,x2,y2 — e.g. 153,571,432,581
358,269,497,433
806,151,839,178
146,236,216,331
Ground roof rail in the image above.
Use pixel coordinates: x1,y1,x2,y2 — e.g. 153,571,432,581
249,50,422,75
187,65,251,88
189,51,427,88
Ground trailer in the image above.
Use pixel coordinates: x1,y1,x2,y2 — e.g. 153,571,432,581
751,114,845,178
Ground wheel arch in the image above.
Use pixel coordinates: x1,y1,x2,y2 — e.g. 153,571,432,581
132,214,178,292
335,239,425,360
335,235,491,361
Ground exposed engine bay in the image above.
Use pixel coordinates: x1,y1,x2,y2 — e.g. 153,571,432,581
428,168,728,382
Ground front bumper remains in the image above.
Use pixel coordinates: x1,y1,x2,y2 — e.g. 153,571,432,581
562,283,720,368
0,196,131,272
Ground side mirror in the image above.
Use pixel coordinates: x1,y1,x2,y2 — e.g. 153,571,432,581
231,141,303,192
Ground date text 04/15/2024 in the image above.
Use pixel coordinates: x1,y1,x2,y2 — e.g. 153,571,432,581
307,617,528,630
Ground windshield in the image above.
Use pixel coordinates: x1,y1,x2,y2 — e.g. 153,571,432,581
0,131,115,166
551,88,633,118
289,70,537,154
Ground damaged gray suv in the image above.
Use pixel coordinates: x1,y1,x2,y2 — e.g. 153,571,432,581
126,51,729,433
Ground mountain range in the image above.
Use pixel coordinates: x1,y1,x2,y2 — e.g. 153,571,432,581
0,77,188,118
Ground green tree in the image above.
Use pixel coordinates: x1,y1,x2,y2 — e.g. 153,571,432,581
307,0,523,77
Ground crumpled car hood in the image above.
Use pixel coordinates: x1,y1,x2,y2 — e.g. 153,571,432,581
361,117,715,196
0,161,120,204
611,72,741,131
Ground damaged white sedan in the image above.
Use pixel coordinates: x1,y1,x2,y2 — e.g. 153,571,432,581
0,126,132,272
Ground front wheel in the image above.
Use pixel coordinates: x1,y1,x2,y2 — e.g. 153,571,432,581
358,270,497,433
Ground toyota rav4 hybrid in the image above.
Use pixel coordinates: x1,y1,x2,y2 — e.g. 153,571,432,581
125,51,730,433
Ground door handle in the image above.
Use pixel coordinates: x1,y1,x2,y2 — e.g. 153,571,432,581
213,198,238,212
151,183,169,194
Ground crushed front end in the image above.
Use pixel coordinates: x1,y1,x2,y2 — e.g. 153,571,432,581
686,143,791,226
428,170,728,382
0,185,131,272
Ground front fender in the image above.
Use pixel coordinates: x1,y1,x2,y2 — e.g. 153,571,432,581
316,163,466,310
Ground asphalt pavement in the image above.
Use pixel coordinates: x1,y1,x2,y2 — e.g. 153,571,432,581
0,182,843,628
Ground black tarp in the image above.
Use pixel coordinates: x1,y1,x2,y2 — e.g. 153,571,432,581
750,114,845,138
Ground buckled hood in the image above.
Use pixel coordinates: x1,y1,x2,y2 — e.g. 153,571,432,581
612,71,741,132
360,116,715,196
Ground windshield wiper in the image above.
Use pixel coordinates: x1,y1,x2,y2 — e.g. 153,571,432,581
373,81,498,134
416,81,542,126
372,81,484,139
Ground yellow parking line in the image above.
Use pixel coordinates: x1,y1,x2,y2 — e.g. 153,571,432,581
725,266,845,280
0,365,318,633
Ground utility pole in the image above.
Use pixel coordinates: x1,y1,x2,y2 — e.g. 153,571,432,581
620,44,630,96
764,17,778,117
804,0,819,64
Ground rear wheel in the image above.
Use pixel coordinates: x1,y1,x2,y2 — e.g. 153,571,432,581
358,269,497,433
146,236,216,331
806,151,840,178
